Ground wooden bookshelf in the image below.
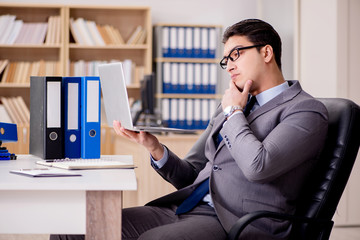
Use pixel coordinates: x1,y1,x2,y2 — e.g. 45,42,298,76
0,3,65,112
0,3,153,154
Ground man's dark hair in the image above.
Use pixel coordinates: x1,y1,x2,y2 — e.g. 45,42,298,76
223,19,282,70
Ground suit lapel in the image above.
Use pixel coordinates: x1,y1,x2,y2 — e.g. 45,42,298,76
206,109,226,154
247,80,302,123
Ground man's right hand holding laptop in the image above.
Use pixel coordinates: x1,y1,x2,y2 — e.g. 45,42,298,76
113,120,165,161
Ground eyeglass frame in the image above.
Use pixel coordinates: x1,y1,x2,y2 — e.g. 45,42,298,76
219,44,266,69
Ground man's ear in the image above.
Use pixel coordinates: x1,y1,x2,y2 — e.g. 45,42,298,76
263,45,274,63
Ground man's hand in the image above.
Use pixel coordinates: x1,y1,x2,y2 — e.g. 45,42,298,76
222,80,253,110
113,120,165,160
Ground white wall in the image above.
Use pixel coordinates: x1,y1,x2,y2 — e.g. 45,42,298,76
258,0,295,81
2,0,296,90
299,0,338,97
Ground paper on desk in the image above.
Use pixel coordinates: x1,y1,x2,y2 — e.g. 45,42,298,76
10,168,82,177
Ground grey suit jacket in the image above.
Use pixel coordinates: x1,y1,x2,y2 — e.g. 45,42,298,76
147,81,328,239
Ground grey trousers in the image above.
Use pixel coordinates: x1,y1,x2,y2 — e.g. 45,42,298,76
49,203,227,240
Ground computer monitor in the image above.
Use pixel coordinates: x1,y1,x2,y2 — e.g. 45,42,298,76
133,73,156,125
141,73,155,115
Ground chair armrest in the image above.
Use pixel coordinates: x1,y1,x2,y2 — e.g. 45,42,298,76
227,211,333,240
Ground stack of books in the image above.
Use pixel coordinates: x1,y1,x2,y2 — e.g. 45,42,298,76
69,17,146,46
0,60,61,84
0,14,61,45
0,96,29,125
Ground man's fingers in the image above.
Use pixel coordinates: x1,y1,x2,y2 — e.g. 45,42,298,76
113,120,122,135
242,80,253,95
229,80,237,89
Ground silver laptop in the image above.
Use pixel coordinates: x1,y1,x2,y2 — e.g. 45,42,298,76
98,62,195,133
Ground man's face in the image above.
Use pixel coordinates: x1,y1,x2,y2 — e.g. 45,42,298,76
223,35,264,92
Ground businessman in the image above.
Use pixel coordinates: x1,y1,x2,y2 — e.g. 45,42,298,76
51,19,328,240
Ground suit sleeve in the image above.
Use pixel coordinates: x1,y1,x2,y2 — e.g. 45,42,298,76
220,99,328,183
152,111,217,189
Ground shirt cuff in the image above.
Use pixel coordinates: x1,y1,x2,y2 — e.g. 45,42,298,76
224,111,243,126
150,145,169,169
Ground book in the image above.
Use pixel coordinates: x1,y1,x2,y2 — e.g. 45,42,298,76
10,168,82,177
36,156,135,170
0,104,12,123
0,59,9,76
1,97,18,124
126,25,142,44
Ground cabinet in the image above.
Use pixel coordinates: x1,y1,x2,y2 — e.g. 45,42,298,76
0,3,153,153
154,24,222,130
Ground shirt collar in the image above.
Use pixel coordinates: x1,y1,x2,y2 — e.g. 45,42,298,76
253,81,290,107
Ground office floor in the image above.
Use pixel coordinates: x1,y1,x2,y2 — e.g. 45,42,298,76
1,228,360,240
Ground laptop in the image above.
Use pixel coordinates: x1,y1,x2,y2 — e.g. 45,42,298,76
98,62,195,133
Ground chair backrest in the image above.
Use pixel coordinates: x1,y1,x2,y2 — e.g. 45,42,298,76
292,98,360,239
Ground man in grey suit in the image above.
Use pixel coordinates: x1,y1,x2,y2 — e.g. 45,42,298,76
51,19,328,240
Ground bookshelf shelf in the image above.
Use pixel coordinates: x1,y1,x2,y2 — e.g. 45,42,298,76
69,44,148,49
0,83,30,88
155,57,220,64
0,44,62,48
156,93,222,99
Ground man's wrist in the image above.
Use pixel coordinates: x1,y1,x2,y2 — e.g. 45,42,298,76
223,105,243,118
150,144,165,161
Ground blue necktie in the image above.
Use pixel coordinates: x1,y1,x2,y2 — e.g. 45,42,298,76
243,96,257,117
175,178,210,215
176,97,257,215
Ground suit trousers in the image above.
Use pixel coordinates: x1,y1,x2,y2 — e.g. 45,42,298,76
49,203,227,240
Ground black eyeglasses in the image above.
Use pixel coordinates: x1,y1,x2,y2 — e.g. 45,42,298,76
219,44,265,69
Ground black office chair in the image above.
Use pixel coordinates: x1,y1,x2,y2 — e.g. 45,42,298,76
228,98,360,240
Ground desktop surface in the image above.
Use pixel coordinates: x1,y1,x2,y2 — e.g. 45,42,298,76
0,155,137,235
0,155,137,191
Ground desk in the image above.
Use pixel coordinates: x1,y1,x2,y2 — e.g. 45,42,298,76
0,155,137,240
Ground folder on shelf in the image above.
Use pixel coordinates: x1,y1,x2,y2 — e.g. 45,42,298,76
193,99,202,129
210,64,217,94
30,76,64,159
194,63,202,94
185,27,193,58
186,99,194,129
171,63,179,93
81,76,101,159
186,63,194,93
161,26,170,57
209,28,217,58
201,27,209,58
202,63,210,94
201,99,210,129
162,62,171,93
177,27,185,57
170,98,178,128
169,27,177,58
63,77,81,158
178,99,186,129
161,98,170,127
178,63,186,92
193,27,201,58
